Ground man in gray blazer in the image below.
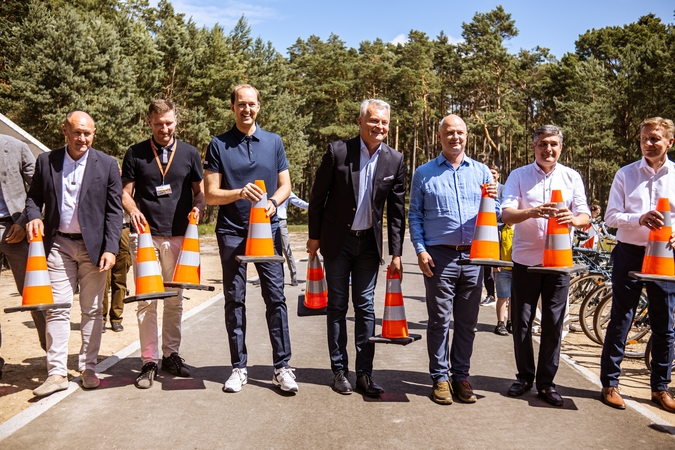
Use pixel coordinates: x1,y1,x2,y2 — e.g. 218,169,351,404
0,134,46,378
26,112,123,396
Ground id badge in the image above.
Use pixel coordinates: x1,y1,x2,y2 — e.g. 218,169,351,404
156,184,172,197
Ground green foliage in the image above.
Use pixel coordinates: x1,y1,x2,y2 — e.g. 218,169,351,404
1,1,674,215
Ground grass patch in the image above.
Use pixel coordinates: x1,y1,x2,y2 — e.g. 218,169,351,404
287,224,308,233
198,222,216,236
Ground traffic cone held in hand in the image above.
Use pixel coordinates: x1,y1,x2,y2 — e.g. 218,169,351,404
641,197,675,276
237,179,284,263
381,266,409,339
164,211,214,291
124,223,178,303
542,189,574,268
304,252,328,309
5,231,70,313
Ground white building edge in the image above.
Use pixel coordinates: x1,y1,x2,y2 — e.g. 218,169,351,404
0,112,50,158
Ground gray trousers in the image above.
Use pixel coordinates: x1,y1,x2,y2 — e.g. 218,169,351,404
279,219,298,281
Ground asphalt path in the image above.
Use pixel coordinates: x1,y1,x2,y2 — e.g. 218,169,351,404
1,240,674,449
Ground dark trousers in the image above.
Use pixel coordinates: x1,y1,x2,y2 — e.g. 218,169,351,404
511,262,570,390
600,242,675,391
324,230,380,376
103,227,130,323
424,246,482,383
483,265,495,297
217,229,292,370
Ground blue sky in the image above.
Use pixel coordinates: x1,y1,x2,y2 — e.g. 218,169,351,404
159,0,674,58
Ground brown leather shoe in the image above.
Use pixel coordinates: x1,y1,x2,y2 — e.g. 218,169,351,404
432,380,452,405
601,386,626,410
451,380,477,403
652,390,675,413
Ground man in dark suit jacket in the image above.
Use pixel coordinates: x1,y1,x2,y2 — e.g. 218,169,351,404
307,99,405,397
0,134,46,377
26,111,123,397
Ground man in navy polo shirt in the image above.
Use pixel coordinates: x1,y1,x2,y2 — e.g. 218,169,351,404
122,99,205,389
204,84,297,394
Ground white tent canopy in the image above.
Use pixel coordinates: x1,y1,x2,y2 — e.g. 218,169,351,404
0,113,50,158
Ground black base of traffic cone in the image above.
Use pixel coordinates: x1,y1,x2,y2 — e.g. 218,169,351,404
297,294,327,317
124,291,180,304
368,334,422,345
164,282,215,291
5,302,71,314
457,258,514,268
628,271,675,283
527,264,588,275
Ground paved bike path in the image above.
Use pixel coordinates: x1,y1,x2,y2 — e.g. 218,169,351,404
2,240,674,449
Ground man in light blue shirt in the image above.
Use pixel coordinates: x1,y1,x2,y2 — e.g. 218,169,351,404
276,192,308,286
409,114,497,405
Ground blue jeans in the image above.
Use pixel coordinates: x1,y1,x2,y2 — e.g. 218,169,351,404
424,246,482,383
324,231,380,376
217,229,292,370
600,242,675,391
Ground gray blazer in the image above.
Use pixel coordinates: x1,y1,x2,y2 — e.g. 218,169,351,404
0,134,35,227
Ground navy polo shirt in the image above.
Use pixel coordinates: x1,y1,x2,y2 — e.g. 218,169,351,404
204,124,289,236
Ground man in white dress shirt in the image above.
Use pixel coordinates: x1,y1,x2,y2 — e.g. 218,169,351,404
600,117,675,413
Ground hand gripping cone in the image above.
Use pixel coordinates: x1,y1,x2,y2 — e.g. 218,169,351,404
124,225,179,303
529,189,586,275
630,197,675,282
369,267,421,345
458,184,513,268
4,232,70,313
164,212,214,292
297,252,328,317
236,179,284,263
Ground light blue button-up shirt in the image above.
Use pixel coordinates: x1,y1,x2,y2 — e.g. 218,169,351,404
409,153,498,255
352,139,381,231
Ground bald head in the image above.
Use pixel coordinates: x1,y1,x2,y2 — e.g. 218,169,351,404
437,114,468,163
62,111,95,160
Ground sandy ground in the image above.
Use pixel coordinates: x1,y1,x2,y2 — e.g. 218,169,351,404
0,232,671,425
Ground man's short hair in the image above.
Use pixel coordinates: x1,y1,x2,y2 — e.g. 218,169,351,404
489,163,500,172
640,117,675,139
231,84,260,105
147,99,175,118
359,99,390,118
590,204,602,214
533,125,563,146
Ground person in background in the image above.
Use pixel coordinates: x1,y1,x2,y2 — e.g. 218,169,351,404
276,192,308,286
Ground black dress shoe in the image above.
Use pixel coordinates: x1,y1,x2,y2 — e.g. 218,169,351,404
538,387,563,406
332,371,352,395
356,374,384,397
508,379,533,397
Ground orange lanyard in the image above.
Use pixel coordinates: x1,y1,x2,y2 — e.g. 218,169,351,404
150,139,177,184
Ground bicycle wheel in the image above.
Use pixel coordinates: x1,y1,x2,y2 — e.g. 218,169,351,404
594,290,650,358
645,335,652,371
568,273,608,331
579,283,611,343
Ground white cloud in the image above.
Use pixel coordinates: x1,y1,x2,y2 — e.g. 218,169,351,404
390,34,408,46
447,35,464,45
168,0,283,27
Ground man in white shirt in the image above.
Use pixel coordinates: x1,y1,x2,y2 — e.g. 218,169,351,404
501,125,590,406
600,117,675,413
25,111,123,397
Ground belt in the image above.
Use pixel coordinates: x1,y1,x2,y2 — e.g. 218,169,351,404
349,228,371,237
123,223,131,229
57,231,83,240
444,244,472,251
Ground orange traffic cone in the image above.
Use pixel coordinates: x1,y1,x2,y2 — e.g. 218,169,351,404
125,224,179,303
369,267,421,345
164,212,214,292
237,180,284,263
381,266,409,339
641,197,675,276
4,232,69,313
304,252,328,309
543,189,574,268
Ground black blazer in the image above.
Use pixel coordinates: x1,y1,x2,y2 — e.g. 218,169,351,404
25,147,123,265
308,137,405,261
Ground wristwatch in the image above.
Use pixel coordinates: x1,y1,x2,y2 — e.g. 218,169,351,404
270,198,278,208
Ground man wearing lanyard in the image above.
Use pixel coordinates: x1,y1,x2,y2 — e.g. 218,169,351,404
501,125,590,406
600,117,675,413
307,99,406,396
122,100,205,389
409,114,497,405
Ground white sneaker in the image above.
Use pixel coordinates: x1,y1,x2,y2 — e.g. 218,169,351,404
273,366,298,392
223,368,247,393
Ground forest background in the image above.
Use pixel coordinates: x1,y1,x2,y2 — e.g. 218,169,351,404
1,0,674,221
